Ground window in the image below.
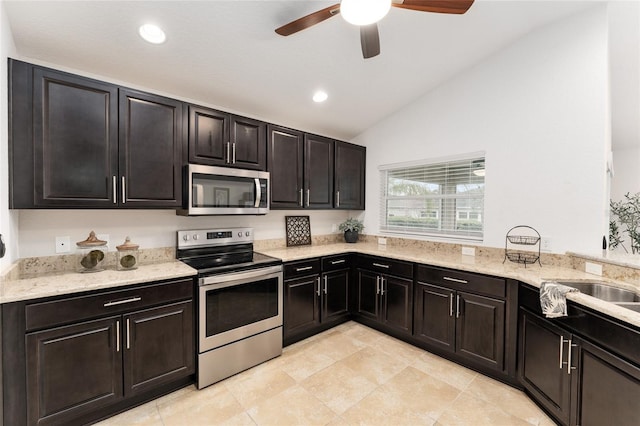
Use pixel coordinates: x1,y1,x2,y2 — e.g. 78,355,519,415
379,154,485,240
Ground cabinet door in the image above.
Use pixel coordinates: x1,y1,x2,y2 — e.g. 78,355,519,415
574,338,640,426
119,89,183,207
518,309,572,425
26,316,123,426
30,65,119,207
356,270,380,321
381,274,413,335
267,125,304,208
188,105,229,166
413,283,455,352
231,115,266,170
284,275,321,339
335,141,365,210
456,292,505,371
304,134,334,209
123,301,194,397
322,270,349,323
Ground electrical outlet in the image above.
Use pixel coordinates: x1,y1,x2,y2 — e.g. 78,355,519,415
585,262,603,276
541,237,552,251
331,224,338,233
378,237,387,245
55,236,71,253
462,246,475,256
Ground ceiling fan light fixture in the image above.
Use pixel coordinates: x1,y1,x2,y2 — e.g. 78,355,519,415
341,0,391,26
138,24,166,44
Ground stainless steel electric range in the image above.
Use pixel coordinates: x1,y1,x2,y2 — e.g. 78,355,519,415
176,228,283,389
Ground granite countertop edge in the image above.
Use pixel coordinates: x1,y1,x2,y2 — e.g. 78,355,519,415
0,260,197,304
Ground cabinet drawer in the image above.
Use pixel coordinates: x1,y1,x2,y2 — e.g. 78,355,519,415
321,254,352,272
284,258,321,279
356,254,413,279
25,278,194,331
416,265,505,298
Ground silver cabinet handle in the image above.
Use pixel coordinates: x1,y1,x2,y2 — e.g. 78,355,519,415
254,178,261,208
232,142,236,164
449,293,454,317
381,277,385,296
299,188,303,207
121,176,126,203
116,320,120,352
373,263,390,269
567,340,578,374
104,296,142,307
226,142,231,163
336,191,340,207
376,276,380,295
112,176,117,204
559,336,566,369
306,189,310,207
443,276,468,284
316,276,321,296
126,318,131,349
456,294,461,318
331,259,346,265
296,266,313,272
323,275,328,294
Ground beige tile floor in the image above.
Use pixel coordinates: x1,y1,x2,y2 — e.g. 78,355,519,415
96,322,556,426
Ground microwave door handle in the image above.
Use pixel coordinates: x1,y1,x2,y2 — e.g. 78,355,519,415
254,178,261,208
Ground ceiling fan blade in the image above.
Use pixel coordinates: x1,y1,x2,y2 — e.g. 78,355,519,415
360,24,380,59
392,0,474,15
275,3,341,36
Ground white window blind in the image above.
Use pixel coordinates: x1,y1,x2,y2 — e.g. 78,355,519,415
379,155,485,240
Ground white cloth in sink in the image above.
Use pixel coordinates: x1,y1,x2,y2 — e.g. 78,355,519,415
540,282,578,318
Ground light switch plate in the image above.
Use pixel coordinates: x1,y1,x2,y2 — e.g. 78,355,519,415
55,236,71,253
378,238,387,245
585,262,603,276
462,247,475,256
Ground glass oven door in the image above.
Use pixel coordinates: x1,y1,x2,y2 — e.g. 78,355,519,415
198,265,283,353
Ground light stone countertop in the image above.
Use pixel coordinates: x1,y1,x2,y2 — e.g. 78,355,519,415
0,261,197,304
259,242,640,329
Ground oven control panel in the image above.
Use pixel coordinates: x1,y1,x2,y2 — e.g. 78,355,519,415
177,228,253,248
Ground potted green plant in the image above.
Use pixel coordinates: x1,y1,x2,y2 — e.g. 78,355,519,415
339,217,364,243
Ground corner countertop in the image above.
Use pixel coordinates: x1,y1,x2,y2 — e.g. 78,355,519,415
259,242,640,329
0,261,197,304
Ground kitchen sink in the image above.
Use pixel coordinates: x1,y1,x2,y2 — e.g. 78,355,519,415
555,281,640,302
615,302,640,313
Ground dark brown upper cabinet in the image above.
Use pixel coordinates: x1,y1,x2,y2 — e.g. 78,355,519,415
268,126,335,209
188,105,266,171
267,124,304,208
335,141,366,210
119,89,183,208
9,60,183,209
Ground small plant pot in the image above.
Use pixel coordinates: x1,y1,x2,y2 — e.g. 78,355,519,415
344,230,359,243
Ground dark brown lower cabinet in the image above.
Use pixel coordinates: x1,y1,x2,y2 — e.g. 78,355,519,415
519,307,640,426
26,316,123,425
414,282,505,372
284,274,321,340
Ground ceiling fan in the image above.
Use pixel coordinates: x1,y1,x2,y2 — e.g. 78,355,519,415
275,0,475,59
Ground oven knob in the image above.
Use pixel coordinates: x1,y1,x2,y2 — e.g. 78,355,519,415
183,235,190,241
245,231,250,237
238,232,242,237
193,234,199,240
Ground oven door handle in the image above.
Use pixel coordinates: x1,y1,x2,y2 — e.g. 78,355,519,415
254,178,261,208
199,265,283,286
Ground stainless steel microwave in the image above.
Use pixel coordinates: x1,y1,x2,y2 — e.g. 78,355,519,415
177,164,269,215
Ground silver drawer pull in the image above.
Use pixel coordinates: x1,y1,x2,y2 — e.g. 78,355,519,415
104,296,141,307
443,276,468,284
331,259,346,265
295,266,313,272
372,263,390,269
116,320,120,352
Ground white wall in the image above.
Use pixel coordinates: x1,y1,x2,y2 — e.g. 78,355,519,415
354,6,611,254
0,0,18,272
611,146,640,202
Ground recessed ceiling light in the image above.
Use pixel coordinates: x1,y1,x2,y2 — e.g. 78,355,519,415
313,90,328,103
138,24,166,44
